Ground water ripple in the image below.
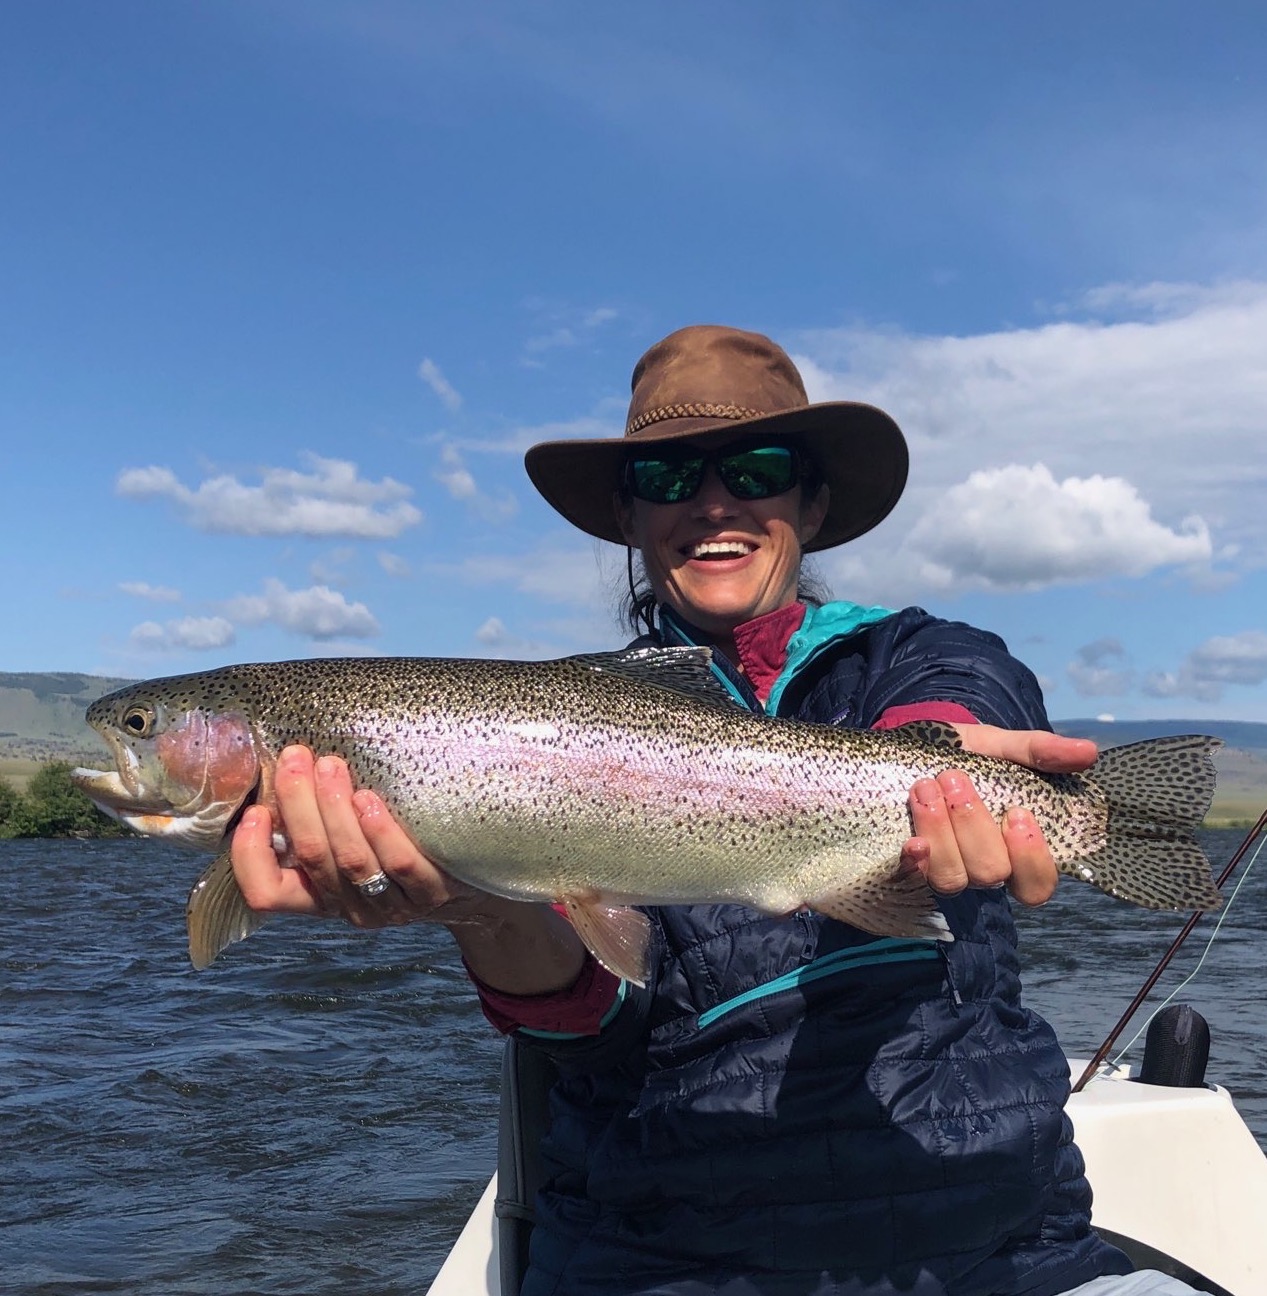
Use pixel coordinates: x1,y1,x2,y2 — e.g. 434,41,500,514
1,831,1262,1294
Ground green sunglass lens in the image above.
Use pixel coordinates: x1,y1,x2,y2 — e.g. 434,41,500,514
631,457,705,503
718,447,796,499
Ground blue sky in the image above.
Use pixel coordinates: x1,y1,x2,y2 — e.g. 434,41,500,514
3,2,1265,722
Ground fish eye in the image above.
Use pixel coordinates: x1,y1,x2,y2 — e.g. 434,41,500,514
122,705,155,737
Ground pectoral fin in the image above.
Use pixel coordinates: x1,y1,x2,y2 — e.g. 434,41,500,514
807,854,952,942
186,849,270,969
561,895,651,987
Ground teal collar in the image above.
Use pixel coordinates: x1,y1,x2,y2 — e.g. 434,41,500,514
764,599,894,714
656,599,893,715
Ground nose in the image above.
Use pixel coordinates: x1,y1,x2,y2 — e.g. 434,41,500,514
690,465,739,518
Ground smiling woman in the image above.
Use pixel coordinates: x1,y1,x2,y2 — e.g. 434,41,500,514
219,324,1207,1296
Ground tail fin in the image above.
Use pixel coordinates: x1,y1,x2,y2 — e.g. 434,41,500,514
1070,735,1224,912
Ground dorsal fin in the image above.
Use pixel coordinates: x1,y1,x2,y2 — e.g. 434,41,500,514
888,719,964,749
566,646,739,709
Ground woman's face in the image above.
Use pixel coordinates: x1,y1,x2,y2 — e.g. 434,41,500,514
617,461,829,637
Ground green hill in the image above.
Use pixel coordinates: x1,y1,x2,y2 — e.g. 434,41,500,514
0,671,135,763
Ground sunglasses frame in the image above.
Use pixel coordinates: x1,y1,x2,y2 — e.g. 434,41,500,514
622,441,803,506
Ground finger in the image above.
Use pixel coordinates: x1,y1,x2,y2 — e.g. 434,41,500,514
352,789,430,879
231,804,322,914
937,770,1012,889
909,776,969,894
898,834,931,879
352,788,480,914
309,759,433,927
273,746,336,883
312,755,384,893
956,724,1097,773
1001,807,1060,906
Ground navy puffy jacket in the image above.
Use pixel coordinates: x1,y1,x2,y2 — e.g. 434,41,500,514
521,606,1132,1296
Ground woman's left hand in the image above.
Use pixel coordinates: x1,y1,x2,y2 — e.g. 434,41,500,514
901,725,1098,906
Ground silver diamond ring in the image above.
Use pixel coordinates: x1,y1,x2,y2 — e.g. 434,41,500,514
353,870,392,898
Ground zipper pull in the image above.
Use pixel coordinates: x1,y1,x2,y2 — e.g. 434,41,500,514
938,943,963,1009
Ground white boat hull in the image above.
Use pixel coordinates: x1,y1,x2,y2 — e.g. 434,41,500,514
1069,1061,1267,1295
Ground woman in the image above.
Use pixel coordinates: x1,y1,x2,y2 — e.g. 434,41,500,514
232,326,1195,1295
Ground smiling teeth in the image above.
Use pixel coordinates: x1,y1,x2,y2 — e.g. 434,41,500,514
689,541,754,559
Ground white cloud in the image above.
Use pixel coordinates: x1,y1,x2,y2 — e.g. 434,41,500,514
129,615,236,653
433,444,517,522
443,540,618,609
1067,637,1134,698
119,581,181,603
418,357,462,411
1074,279,1267,320
521,303,619,362
434,444,477,500
378,551,412,578
116,454,423,539
475,616,512,645
796,282,1267,602
308,547,356,587
821,463,1211,603
226,579,380,640
918,464,1209,589
1144,630,1267,702
436,410,624,460
472,616,548,656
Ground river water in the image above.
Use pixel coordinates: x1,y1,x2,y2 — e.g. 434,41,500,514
2,831,1264,1294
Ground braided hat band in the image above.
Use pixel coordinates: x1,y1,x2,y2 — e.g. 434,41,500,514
626,403,766,436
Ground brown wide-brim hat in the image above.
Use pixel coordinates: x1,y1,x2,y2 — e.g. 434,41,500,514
524,324,908,552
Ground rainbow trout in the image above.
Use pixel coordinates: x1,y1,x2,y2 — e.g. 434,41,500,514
71,647,1223,982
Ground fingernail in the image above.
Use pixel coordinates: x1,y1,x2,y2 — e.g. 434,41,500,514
940,771,970,798
315,755,340,778
912,778,940,807
352,789,382,819
1005,806,1037,840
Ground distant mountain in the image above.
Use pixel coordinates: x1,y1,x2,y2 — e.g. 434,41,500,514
1056,718,1267,824
0,671,136,761
1055,717,1267,754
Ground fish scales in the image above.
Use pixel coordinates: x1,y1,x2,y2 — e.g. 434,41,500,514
72,648,1224,979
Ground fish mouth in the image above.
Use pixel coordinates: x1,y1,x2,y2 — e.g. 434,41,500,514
71,764,261,849
71,766,178,820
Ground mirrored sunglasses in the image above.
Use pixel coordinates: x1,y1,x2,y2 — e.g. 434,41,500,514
624,443,800,505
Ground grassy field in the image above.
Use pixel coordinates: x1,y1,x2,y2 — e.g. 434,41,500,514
0,756,44,795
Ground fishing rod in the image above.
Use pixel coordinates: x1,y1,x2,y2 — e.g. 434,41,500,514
1072,804,1267,1094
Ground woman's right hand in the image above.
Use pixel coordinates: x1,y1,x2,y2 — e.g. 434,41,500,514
230,744,491,929
230,745,588,994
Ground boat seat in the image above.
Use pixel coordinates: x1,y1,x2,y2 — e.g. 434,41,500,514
495,1035,558,1296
